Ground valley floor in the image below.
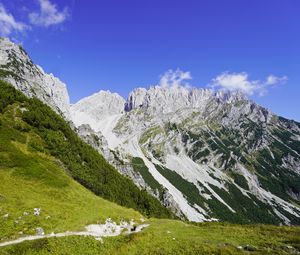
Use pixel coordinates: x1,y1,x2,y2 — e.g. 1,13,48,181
0,219,299,255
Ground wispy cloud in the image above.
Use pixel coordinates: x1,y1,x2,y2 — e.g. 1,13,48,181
29,0,69,27
159,69,192,88
0,3,29,36
209,72,287,96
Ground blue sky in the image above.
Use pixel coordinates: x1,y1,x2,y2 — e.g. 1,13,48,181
0,0,300,121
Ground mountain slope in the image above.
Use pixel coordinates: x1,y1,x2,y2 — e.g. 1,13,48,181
1,37,299,225
1,219,300,255
71,85,300,225
0,38,300,254
0,38,70,120
0,83,144,243
0,80,173,221
0,84,299,255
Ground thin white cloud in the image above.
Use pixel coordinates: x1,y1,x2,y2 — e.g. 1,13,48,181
266,74,287,85
209,72,287,96
159,69,192,88
29,0,69,27
0,3,29,36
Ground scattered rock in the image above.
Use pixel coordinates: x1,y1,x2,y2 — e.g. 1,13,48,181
36,227,45,236
34,208,41,216
244,245,256,251
95,237,103,243
120,220,131,232
23,212,29,216
237,246,243,250
3,214,9,218
0,219,150,248
45,216,50,220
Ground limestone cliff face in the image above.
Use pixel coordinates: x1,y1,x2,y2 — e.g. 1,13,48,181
71,84,300,224
0,37,71,120
2,37,300,225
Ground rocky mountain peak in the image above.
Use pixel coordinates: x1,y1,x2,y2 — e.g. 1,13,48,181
0,37,71,120
70,90,126,129
125,84,249,114
71,90,125,117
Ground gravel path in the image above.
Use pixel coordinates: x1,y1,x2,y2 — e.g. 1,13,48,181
0,220,150,248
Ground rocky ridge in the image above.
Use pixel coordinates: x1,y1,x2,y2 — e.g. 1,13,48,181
1,37,300,224
0,37,70,120
71,85,300,224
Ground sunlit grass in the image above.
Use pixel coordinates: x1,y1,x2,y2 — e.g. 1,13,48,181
1,219,299,254
0,106,141,241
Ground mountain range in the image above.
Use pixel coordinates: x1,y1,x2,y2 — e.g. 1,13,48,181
1,37,300,226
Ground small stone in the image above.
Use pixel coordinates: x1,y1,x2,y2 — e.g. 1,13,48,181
36,227,45,236
23,212,29,216
3,213,9,218
95,237,103,243
244,245,256,251
45,215,50,219
237,246,243,250
172,238,176,240
14,220,19,224
34,208,41,216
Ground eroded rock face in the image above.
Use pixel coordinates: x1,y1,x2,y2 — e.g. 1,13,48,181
76,124,147,190
162,190,185,218
283,154,300,176
71,90,125,128
0,38,71,120
71,84,300,224
2,38,300,224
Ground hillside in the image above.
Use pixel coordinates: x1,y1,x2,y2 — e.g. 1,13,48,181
0,41,300,254
0,80,173,230
72,85,300,224
1,37,299,225
1,219,300,255
1,75,299,255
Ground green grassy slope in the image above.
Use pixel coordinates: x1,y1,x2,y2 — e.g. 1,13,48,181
0,80,173,220
1,81,299,254
0,99,141,241
1,219,299,255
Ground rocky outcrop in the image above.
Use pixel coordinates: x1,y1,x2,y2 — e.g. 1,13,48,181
71,85,300,224
0,37,71,120
77,124,147,189
1,38,299,224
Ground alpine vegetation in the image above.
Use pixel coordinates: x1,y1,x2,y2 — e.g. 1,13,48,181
1,37,300,225
71,74,300,225
0,37,300,255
